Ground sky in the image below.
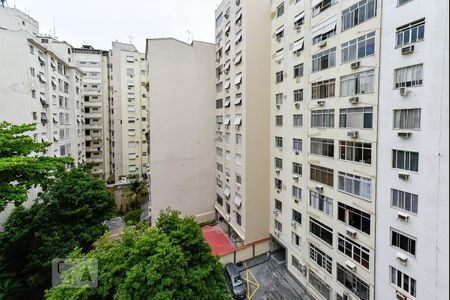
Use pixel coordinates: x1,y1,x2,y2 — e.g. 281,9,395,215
12,0,222,52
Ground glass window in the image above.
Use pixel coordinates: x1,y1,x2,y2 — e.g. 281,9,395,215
396,19,425,47
394,64,423,88
339,141,372,164
310,164,334,187
342,0,377,31
340,70,375,96
310,138,334,158
339,107,373,129
312,47,336,72
309,191,333,216
311,79,335,99
311,109,335,128
393,109,421,130
391,188,418,214
338,202,371,234
392,149,419,172
341,32,375,63
309,218,333,246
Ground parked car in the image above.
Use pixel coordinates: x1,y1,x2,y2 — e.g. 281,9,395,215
224,263,247,299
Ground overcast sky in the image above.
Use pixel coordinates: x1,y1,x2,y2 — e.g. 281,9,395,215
12,0,222,52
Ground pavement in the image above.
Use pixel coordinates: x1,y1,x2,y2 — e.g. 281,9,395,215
201,224,236,256
233,253,313,300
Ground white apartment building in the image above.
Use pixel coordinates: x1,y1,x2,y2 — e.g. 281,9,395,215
214,0,272,246
269,0,380,299
376,0,449,299
73,46,112,180
110,42,149,182
146,38,216,223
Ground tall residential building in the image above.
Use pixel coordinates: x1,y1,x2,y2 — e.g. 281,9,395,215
376,0,449,299
269,0,380,299
214,0,271,246
146,38,216,223
72,46,112,180
110,42,149,182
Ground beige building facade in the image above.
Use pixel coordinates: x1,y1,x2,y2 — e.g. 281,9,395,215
214,0,272,246
146,38,216,223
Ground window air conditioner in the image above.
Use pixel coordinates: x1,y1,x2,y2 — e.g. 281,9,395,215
225,215,231,222
396,291,407,300
396,252,408,265
236,0,240,5
399,87,409,96
317,100,325,106
351,61,361,69
349,97,359,104
293,175,299,181
346,228,357,238
273,209,279,216
300,264,307,275
342,292,350,300
398,131,412,139
291,222,297,229
225,13,229,19
295,25,301,32
295,102,300,108
317,40,327,48
401,45,414,55
347,130,359,138
275,168,281,174
276,104,281,109
398,172,410,181
275,230,281,237
315,185,324,192
397,211,409,222
215,58,220,63
345,260,357,271
294,150,300,155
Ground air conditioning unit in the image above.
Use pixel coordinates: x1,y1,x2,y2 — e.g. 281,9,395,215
342,292,350,300
215,58,220,63
396,252,408,265
276,36,282,43
300,264,307,275
347,130,359,138
291,222,297,229
398,131,412,138
273,209,279,216
295,50,301,56
401,45,415,55
349,97,359,104
351,61,361,69
225,215,231,222
396,291,407,300
315,185,324,192
346,228,357,238
274,230,281,237
295,102,300,108
224,13,229,19
275,168,281,174
276,104,281,109
294,151,300,155
317,100,325,106
399,87,409,96
398,172,410,181
317,40,327,48
224,69,229,74
236,0,240,5
397,211,410,222
293,175,299,181
345,260,357,271
295,25,301,33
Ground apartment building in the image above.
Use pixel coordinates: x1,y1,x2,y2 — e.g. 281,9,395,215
376,1,449,299
269,0,380,299
72,46,112,180
110,42,149,182
214,0,272,246
146,38,216,223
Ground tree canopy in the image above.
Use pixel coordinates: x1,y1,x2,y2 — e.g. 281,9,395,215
46,209,230,300
0,121,73,212
0,166,115,299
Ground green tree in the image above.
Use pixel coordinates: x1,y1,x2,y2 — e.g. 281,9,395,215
0,166,115,299
0,121,72,212
46,209,230,300
123,178,148,212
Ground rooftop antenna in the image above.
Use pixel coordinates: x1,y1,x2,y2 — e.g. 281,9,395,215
1,0,7,7
53,18,56,38
187,30,193,44
127,35,134,45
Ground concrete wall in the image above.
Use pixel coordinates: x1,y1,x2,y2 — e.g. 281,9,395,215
147,38,216,223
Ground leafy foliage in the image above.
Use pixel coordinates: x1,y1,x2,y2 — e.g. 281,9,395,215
123,178,148,212
0,121,72,211
0,166,115,299
46,209,230,300
123,208,142,225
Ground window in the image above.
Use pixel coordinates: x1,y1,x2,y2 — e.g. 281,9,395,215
392,150,419,172
309,244,332,274
236,174,242,185
309,191,333,216
398,0,412,5
342,0,377,31
275,157,283,169
216,163,223,173
292,187,302,200
276,93,283,105
337,263,370,300
312,17,337,45
236,212,242,225
216,99,223,109
394,64,423,88
216,115,223,125
391,229,416,255
311,109,335,128
216,194,223,206
309,270,332,300
340,70,375,96
294,12,305,28
312,0,337,17
338,234,370,269
293,114,303,127
338,171,372,200
341,32,375,63
293,138,303,152
235,153,242,166
30,67,35,76
293,64,304,78
29,45,34,54
339,107,373,129
390,266,416,297
293,162,302,176
310,138,334,157
60,145,66,156
275,136,283,148
292,209,302,224
309,218,333,246
396,18,425,47
31,90,36,98
275,199,283,212
216,147,224,157
275,115,283,126
225,150,231,161
312,47,336,72
226,203,230,213
275,178,283,190
393,109,421,130
310,165,334,187
275,26,284,41
391,188,418,214
276,71,284,83
294,89,303,102
275,220,283,232
292,256,303,273
292,232,301,247
338,202,371,234
311,79,335,99
217,178,223,189
276,3,284,17
339,141,372,164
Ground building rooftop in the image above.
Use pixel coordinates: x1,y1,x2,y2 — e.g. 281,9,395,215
201,224,236,256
